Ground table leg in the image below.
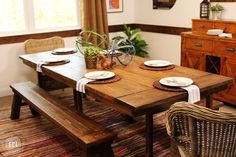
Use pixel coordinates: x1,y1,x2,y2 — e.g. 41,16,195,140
29,72,44,116
206,94,213,108
37,72,44,88
73,89,83,113
146,113,154,157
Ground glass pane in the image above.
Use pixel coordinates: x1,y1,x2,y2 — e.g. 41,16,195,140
0,0,25,33
33,0,78,29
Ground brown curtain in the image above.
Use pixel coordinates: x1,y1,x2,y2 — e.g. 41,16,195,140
81,0,109,48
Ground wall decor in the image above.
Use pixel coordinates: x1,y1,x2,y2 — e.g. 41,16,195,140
106,0,123,13
153,0,176,9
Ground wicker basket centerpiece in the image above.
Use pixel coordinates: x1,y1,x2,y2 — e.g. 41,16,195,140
76,30,108,69
83,46,100,69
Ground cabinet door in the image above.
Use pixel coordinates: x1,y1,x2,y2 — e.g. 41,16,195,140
183,50,205,71
215,58,236,105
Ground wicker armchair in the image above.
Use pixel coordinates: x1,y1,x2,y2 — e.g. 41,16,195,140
166,102,236,157
24,36,67,91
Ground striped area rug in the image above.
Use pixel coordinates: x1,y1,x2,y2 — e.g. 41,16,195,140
0,95,170,157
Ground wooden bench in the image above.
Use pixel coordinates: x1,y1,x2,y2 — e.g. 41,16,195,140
10,81,116,157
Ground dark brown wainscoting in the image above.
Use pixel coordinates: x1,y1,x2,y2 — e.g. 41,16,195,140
134,24,191,35
0,29,81,45
0,24,191,45
109,24,136,32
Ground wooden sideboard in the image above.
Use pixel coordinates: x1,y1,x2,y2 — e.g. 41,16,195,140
181,19,236,105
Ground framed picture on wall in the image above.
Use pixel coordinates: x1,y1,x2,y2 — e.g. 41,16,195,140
106,0,123,13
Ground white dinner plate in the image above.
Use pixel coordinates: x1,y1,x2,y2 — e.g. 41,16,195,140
159,77,193,87
53,48,76,53
41,57,67,63
84,71,115,80
144,60,172,67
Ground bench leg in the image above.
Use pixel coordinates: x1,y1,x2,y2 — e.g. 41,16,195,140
29,106,40,116
83,142,114,157
10,94,22,120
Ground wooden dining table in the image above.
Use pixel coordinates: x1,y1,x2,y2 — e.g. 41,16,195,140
20,51,233,157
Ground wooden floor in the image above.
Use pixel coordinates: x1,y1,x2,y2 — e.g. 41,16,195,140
0,93,235,157
0,95,12,110
0,93,171,157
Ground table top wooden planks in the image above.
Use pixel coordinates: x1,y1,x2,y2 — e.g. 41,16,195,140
20,52,233,117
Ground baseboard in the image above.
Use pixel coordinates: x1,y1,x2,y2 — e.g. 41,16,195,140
0,88,13,97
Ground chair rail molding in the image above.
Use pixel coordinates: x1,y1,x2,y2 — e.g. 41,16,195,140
0,24,191,45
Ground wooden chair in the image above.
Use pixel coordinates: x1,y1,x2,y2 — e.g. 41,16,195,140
166,102,236,157
24,36,67,91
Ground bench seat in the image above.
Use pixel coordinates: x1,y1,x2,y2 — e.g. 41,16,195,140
10,81,116,157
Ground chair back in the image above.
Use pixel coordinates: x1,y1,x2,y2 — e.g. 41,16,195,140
24,36,64,53
166,102,236,157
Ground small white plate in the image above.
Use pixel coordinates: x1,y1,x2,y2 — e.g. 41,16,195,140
207,32,220,36
53,48,76,53
144,60,173,67
207,29,223,36
159,77,193,87
41,57,67,63
84,71,115,80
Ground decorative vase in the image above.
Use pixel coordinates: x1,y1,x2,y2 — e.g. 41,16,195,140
85,56,97,69
210,11,222,20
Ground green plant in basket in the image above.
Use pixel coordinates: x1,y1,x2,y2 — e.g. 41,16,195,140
82,46,102,57
209,4,224,11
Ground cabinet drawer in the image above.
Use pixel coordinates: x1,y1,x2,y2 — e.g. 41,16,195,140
192,21,213,33
185,38,213,52
214,22,236,34
214,41,236,56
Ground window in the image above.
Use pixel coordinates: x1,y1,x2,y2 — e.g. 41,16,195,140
0,0,26,34
0,0,80,36
33,0,78,29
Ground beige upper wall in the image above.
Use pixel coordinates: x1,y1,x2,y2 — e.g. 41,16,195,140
133,0,236,64
135,0,236,27
108,0,135,25
1,0,236,97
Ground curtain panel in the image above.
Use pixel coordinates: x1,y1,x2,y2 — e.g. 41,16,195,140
81,0,109,48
